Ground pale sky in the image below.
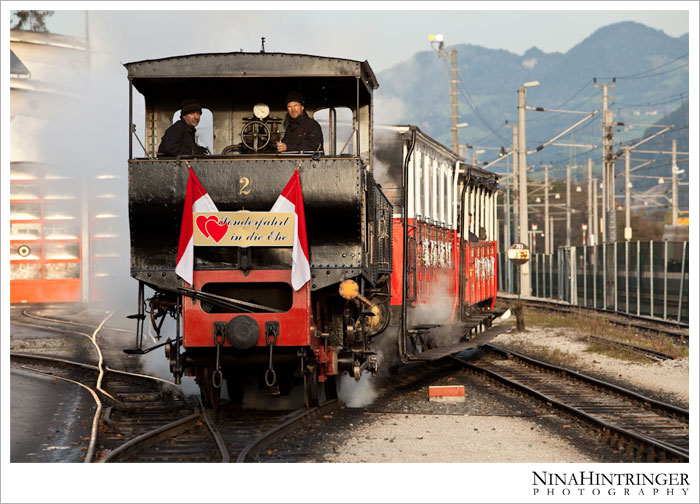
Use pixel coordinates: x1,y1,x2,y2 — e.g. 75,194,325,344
32,2,693,73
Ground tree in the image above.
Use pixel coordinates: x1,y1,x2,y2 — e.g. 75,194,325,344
11,11,54,32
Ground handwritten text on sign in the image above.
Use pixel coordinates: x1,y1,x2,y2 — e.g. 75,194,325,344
193,212,294,247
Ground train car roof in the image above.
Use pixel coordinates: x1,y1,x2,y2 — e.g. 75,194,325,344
383,124,499,183
124,51,379,91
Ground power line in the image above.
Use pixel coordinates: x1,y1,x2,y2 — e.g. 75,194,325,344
615,91,689,109
597,52,689,80
455,77,510,145
622,62,689,80
528,90,600,124
471,123,507,146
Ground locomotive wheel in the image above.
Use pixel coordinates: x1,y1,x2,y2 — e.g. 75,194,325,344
196,366,221,409
324,375,339,400
303,364,321,408
367,279,391,337
304,364,339,408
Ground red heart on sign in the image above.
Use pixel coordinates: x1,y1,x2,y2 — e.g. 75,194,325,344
206,219,228,243
196,215,217,238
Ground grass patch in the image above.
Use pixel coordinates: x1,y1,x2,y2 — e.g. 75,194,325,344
496,337,580,369
582,341,654,364
494,301,688,362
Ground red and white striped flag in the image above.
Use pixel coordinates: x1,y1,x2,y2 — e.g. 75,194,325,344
175,165,218,285
271,170,310,291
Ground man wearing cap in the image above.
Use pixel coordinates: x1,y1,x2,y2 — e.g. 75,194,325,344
157,99,209,157
277,91,324,153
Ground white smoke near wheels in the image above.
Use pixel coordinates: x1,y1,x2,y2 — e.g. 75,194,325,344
339,373,378,408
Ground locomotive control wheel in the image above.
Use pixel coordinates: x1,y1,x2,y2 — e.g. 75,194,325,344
241,120,271,152
195,366,221,409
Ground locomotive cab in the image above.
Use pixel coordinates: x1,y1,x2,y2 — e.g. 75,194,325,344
127,54,376,160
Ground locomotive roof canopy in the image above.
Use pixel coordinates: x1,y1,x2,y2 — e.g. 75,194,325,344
124,51,379,95
460,163,500,192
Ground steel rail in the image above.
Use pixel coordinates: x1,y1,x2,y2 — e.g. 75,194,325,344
485,344,688,419
583,334,676,361
10,352,179,400
12,365,103,463
453,346,688,461
236,398,341,462
499,293,689,331
19,306,133,334
12,313,124,406
502,295,689,341
199,398,230,463
100,410,203,463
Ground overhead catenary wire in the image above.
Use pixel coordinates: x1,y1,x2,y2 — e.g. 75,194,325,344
615,91,689,109
445,45,687,188
597,52,689,80
455,75,510,145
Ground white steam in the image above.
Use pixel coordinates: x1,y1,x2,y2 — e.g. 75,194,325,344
339,372,378,408
374,92,407,125
407,275,457,327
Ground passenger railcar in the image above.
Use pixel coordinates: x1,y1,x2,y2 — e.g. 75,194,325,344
124,51,504,407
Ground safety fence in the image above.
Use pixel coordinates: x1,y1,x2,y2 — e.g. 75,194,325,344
497,241,689,324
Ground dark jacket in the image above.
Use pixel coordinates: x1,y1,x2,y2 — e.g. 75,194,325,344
158,119,208,157
281,113,324,152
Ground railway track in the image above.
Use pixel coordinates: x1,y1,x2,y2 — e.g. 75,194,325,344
11,343,342,463
500,295,689,343
11,304,344,463
456,344,689,462
582,334,676,361
10,352,191,463
101,398,341,462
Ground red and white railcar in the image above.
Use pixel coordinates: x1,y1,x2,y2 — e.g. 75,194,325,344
374,125,502,361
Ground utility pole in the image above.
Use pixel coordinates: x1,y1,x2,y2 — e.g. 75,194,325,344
450,48,459,153
624,148,631,241
544,164,550,254
549,215,554,255
595,78,616,308
566,164,572,247
508,124,519,244
595,79,616,242
429,35,460,153
518,82,539,297
671,139,678,225
587,158,593,245
625,138,686,224
505,157,512,251
593,177,599,244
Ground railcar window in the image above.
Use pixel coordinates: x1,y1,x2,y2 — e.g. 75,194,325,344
170,108,214,155
313,107,354,156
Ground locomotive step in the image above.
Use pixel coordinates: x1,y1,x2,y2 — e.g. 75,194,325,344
409,325,511,361
408,324,443,333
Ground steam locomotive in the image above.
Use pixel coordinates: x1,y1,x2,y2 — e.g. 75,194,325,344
125,51,505,407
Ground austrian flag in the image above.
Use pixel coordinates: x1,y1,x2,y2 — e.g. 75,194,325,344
175,165,218,285
271,170,311,291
